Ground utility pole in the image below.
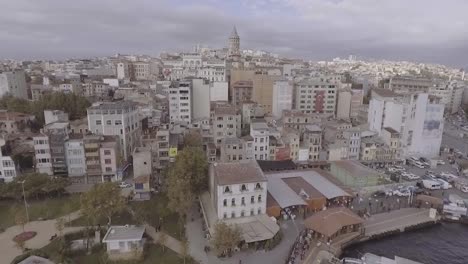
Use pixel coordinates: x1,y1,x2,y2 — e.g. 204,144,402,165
20,180,29,223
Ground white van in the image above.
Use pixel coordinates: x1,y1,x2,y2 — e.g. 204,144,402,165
422,180,442,190
436,178,453,189
413,161,426,169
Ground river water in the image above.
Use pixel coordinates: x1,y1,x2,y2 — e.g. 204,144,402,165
342,223,468,264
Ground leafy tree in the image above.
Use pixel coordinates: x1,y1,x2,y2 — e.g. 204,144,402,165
14,208,27,232
80,182,126,226
183,130,203,147
166,147,208,227
158,232,168,253
181,238,189,264
212,222,242,257
15,239,26,252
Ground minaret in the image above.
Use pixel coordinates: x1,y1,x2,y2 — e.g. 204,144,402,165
228,26,240,61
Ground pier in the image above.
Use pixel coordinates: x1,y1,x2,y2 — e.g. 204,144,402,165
363,208,439,239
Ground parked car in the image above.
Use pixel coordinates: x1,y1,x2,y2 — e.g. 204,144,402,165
436,160,446,165
394,189,410,197
373,190,387,198
118,182,132,188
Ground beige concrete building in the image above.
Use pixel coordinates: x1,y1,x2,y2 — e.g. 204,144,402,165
212,104,241,146
232,80,253,108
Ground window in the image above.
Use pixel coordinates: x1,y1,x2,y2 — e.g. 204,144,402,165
105,159,111,164
105,167,112,172
241,184,247,191
258,195,262,202
241,197,245,206
258,208,262,214
115,120,122,125
106,120,112,125
223,199,227,207
104,150,111,155
135,183,143,190
250,209,254,216
231,198,236,206
251,196,255,204
96,120,102,125
223,213,227,219
255,183,262,190
231,212,235,218
241,211,245,217
224,186,230,193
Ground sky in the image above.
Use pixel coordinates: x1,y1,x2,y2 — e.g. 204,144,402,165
1,0,467,67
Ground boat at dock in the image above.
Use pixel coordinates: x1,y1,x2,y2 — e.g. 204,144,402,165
341,253,424,264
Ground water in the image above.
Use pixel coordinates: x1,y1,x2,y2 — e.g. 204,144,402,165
342,223,468,264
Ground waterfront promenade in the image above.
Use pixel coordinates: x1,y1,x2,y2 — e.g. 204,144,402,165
364,208,437,237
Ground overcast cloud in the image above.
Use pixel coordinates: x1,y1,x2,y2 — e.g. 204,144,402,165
0,0,467,67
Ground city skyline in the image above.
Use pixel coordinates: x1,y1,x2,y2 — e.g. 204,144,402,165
1,0,467,68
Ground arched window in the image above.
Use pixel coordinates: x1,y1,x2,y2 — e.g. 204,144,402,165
251,196,255,204
258,195,262,202
224,186,230,193
241,197,245,205
231,211,235,218
241,184,247,191
255,183,261,190
250,209,254,216
241,210,245,217
223,213,227,219
231,198,236,206
223,199,227,207
258,208,262,214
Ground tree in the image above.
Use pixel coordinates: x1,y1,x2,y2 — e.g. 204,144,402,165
158,232,168,253
212,222,242,257
14,208,27,232
181,239,189,264
166,147,208,221
183,130,202,147
80,182,126,226
15,239,26,252
55,217,66,237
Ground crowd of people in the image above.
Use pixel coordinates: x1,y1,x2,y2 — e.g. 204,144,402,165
286,229,312,264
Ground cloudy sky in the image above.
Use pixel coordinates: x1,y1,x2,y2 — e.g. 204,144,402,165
1,0,467,67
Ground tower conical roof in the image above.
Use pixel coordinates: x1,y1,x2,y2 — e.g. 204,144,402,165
230,26,239,38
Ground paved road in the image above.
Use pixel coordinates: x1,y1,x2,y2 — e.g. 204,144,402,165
0,211,82,264
364,208,433,236
145,225,184,255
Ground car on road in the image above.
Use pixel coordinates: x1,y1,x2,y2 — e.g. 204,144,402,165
118,182,132,188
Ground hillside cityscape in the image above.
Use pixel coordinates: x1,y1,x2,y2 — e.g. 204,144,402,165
1,23,468,264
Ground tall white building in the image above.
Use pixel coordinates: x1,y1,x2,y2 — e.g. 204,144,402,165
191,79,210,120
209,81,228,102
209,161,267,220
0,70,28,99
65,137,86,177
429,80,464,115
0,139,17,182
116,62,129,80
168,81,192,124
250,121,270,160
87,101,141,160
33,135,53,175
272,80,293,118
368,89,444,158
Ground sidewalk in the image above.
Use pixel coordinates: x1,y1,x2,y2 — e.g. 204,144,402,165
145,225,184,255
0,210,83,264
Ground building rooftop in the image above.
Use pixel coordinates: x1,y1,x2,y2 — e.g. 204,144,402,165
0,111,34,121
383,127,400,135
332,160,379,178
251,122,269,131
18,255,55,264
213,161,266,185
87,101,138,111
102,225,145,242
373,88,399,98
304,207,363,237
213,105,238,116
257,160,297,172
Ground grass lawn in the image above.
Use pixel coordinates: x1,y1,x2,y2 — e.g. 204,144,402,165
130,194,186,240
0,195,80,230
73,244,197,264
67,209,137,227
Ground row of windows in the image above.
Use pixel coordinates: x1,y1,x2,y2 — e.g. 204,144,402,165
2,160,14,167
223,183,262,193
95,120,123,126
223,208,263,219
223,195,262,207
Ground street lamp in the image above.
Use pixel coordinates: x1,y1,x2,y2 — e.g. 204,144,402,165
19,180,30,223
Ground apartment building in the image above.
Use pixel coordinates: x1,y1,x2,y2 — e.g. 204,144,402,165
368,89,444,158
65,136,86,178
272,80,293,118
232,81,253,108
212,104,241,146
219,137,254,163
82,135,121,183
0,111,35,136
303,125,322,161
429,80,464,115
294,76,339,116
0,70,28,99
168,81,192,124
87,101,141,160
250,120,270,160
0,139,17,182
385,76,432,94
